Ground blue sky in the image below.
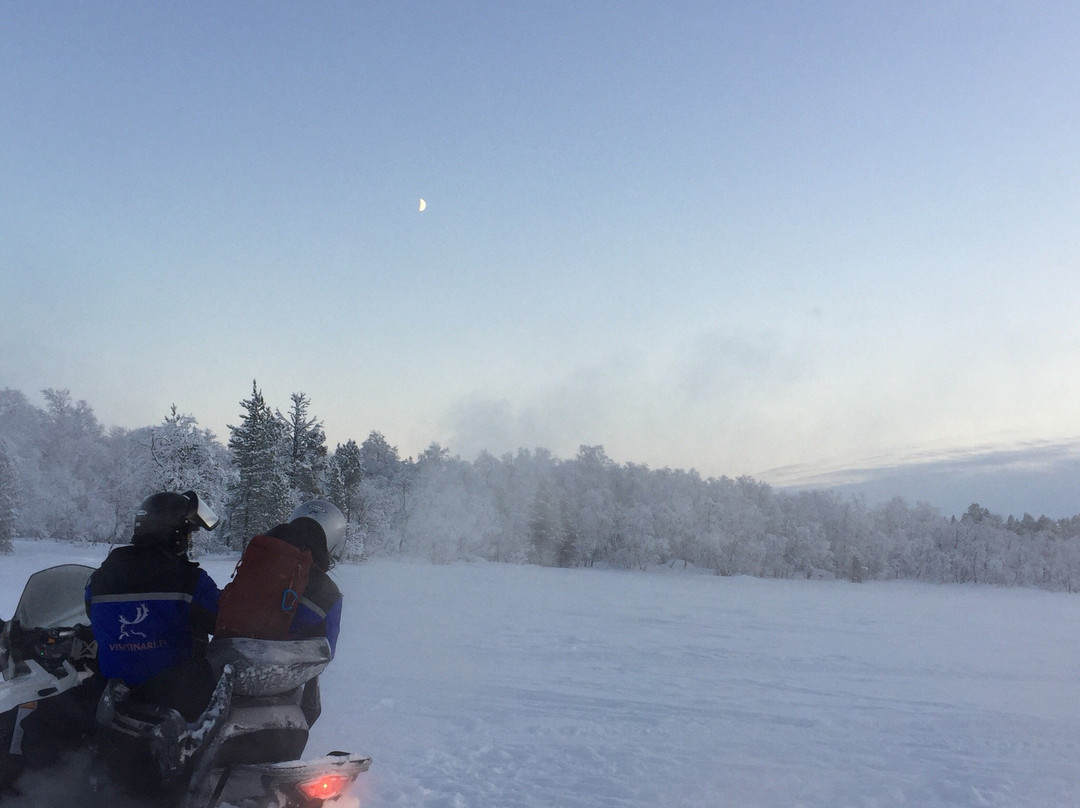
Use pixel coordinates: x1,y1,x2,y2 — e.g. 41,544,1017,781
2,2,1079,507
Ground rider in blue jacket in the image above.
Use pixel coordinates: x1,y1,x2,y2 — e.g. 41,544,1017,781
85,490,220,721
265,500,346,656
258,500,346,726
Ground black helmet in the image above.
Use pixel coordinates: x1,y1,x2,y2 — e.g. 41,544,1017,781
133,490,219,555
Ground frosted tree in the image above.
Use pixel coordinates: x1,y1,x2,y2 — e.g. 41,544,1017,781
650,468,701,569
473,449,538,563
564,445,616,566
140,406,233,550
407,448,500,563
0,390,39,539
455,460,505,561
9,381,1080,589
620,502,664,570
350,430,405,554
98,427,153,543
528,480,561,566
278,392,327,501
360,431,402,481
148,408,231,494
34,389,115,540
0,446,16,553
396,443,448,554
1045,532,1080,592
227,382,290,545
696,477,763,575
327,439,366,559
329,439,362,518
784,522,831,578
599,462,664,569
353,476,399,556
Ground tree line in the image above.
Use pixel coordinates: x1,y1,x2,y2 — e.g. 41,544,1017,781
1,384,1079,591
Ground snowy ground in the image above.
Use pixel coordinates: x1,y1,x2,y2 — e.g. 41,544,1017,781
3,540,1080,807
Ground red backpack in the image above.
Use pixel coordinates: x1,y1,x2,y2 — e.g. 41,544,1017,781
215,534,313,640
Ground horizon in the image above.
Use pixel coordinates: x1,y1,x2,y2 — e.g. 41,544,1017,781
7,382,1080,522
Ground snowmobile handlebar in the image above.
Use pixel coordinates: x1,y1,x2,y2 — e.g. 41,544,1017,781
3,621,93,675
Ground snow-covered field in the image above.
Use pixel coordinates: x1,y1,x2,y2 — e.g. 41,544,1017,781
3,539,1080,807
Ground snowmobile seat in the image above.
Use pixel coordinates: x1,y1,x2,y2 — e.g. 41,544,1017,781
207,636,330,696
215,726,310,765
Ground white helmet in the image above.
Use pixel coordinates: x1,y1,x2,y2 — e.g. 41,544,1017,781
289,500,347,564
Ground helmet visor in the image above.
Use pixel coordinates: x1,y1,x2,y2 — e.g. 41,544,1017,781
183,491,220,531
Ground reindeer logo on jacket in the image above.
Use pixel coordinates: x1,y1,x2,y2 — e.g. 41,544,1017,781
118,603,150,640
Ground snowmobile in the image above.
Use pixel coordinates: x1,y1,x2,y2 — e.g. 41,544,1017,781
0,564,101,792
1,563,370,807
96,635,371,807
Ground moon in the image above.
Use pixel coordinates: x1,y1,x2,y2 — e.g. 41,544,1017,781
418,198,427,212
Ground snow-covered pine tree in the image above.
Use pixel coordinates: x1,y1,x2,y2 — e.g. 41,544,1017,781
278,392,327,501
227,382,290,546
0,445,16,553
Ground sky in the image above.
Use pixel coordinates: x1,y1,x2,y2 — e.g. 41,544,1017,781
2,2,1079,509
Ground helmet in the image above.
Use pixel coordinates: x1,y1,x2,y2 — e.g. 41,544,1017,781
133,490,219,555
289,500,347,565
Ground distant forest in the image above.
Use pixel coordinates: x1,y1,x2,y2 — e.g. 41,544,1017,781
1,384,1079,592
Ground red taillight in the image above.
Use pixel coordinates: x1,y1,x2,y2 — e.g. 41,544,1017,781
296,773,351,802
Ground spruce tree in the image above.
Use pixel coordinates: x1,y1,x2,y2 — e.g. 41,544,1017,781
331,439,364,524
279,392,327,501
227,381,290,545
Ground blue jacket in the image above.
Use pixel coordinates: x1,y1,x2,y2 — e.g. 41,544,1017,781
291,571,343,656
85,545,220,685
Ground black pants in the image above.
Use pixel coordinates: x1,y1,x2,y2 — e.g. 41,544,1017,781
130,656,217,722
98,658,218,797
18,674,105,768
301,676,322,727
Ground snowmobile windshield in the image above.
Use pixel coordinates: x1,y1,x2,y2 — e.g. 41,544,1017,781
13,564,95,630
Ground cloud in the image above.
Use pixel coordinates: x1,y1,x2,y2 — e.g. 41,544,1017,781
436,317,1080,497
442,352,644,460
674,328,800,405
440,328,810,471
441,396,518,458
764,439,1080,519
